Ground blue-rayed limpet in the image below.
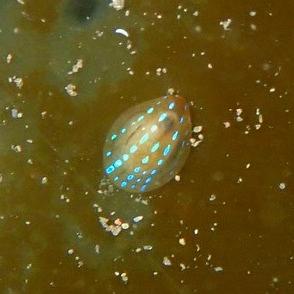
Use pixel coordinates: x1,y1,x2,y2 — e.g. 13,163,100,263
103,95,192,193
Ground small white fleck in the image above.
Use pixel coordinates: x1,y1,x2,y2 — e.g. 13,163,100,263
115,28,129,38
179,238,186,246
214,266,223,272
163,256,172,266
133,215,143,223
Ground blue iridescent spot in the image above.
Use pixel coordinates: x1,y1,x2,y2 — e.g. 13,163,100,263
114,159,123,168
114,176,119,181
151,125,158,132
158,159,164,166
122,154,129,161
111,134,118,141
142,156,149,164
106,165,115,174
151,169,157,175
121,128,127,134
145,177,152,184
131,184,136,189
141,185,147,192
163,145,171,156
137,115,144,122
127,174,134,181
151,142,160,153
147,107,154,114
136,178,142,183
121,181,127,188
140,133,149,145
179,116,184,124
130,145,138,154
168,102,175,109
106,151,112,157
134,167,141,173
172,131,179,141
158,113,168,122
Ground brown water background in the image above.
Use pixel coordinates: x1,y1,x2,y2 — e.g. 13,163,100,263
0,0,293,293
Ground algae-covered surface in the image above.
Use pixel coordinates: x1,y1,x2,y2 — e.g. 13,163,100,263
0,0,293,293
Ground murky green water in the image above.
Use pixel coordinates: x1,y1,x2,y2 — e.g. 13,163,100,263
0,0,293,293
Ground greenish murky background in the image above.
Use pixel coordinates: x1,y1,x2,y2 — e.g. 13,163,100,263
0,0,293,293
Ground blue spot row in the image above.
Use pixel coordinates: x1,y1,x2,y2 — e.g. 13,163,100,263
159,112,168,122
163,144,171,156
130,145,138,153
147,107,154,114
137,115,144,122
142,156,149,164
111,134,118,141
168,102,175,110
151,142,160,153
172,131,179,141
122,154,129,161
140,133,149,144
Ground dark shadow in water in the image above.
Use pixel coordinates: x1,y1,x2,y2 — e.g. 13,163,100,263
66,0,99,23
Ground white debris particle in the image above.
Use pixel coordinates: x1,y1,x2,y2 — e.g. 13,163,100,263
120,272,128,284
175,175,181,182
279,182,286,190
246,163,251,169
0,174,2,183
214,266,224,272
209,194,216,201
95,244,100,254
250,23,257,30
143,245,153,251
180,263,187,271
236,108,243,122
163,256,172,266
167,88,175,95
67,249,74,255
208,63,213,69
65,84,77,96
9,76,23,89
269,87,276,93
272,277,279,283
121,223,129,229
68,59,83,75
115,28,129,38
11,144,22,152
6,53,13,63
133,215,143,223
220,18,232,31
41,177,48,184
179,238,186,246
11,108,23,118
249,11,257,17
111,0,125,10
193,126,203,133
223,121,231,128
25,220,31,225
194,229,199,235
